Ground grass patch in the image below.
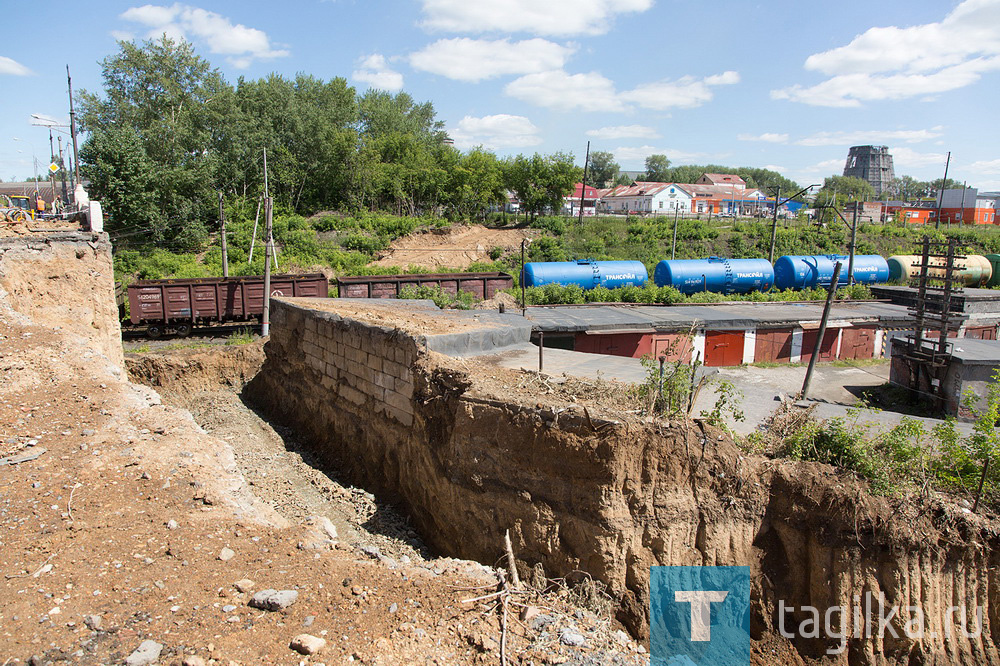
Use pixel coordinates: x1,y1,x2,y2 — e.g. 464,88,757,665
226,328,256,345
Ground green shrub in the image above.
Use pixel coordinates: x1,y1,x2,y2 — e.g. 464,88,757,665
398,284,476,309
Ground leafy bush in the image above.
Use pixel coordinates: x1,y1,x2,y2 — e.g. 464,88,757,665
776,408,931,495
398,284,475,309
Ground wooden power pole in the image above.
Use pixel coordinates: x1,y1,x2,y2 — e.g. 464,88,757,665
219,192,229,278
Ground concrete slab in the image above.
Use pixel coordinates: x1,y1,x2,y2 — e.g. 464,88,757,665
479,344,656,384
692,362,973,436
947,338,1000,364
522,301,915,334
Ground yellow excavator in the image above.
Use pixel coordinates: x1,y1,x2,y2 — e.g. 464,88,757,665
2,195,40,223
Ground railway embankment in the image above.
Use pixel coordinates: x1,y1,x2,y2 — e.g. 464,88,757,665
247,296,1000,663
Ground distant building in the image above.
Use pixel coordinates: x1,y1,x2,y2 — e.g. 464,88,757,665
696,173,746,190
843,145,896,195
935,188,996,224
563,183,601,216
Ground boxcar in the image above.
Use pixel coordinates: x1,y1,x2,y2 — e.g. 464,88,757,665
336,271,513,300
127,273,328,336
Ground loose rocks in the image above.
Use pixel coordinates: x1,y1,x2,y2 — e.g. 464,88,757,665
125,640,163,666
249,589,298,611
289,633,326,655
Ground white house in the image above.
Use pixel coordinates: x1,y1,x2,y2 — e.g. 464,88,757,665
600,182,693,215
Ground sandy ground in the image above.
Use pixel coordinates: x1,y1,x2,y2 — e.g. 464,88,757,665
373,225,533,271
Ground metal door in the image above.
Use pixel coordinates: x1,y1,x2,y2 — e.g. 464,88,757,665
705,330,744,366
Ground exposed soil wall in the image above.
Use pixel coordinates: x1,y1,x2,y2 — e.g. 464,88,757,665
248,297,1000,664
0,232,123,369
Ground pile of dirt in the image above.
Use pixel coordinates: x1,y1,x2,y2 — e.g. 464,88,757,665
373,224,533,270
288,297,513,336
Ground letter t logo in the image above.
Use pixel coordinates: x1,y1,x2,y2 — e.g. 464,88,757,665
675,591,729,641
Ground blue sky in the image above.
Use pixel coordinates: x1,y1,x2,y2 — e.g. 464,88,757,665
2,0,999,192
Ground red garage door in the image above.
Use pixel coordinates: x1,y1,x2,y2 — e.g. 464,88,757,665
705,330,745,367
755,328,794,363
800,329,839,364
966,325,998,340
839,327,875,360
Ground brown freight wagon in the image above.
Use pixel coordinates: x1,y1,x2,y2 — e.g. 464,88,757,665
336,271,513,300
127,273,328,337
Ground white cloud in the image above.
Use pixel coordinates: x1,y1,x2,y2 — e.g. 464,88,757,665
420,0,653,36
773,0,1000,106
612,145,703,166
971,158,1000,174
737,132,789,143
796,127,944,147
110,30,136,41
587,125,660,140
352,54,404,92
890,146,948,169
0,56,33,76
505,70,625,112
410,38,574,82
620,71,739,110
762,164,787,172
449,114,542,150
800,158,846,173
119,4,289,68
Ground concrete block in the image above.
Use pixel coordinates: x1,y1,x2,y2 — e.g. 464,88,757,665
339,385,366,406
305,354,324,372
384,389,413,415
373,371,394,390
386,406,413,427
395,377,414,396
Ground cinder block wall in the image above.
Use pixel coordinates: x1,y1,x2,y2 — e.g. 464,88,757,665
296,303,416,426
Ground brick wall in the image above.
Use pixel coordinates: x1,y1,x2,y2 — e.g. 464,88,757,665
288,300,417,427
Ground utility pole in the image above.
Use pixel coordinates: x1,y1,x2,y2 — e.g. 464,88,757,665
46,128,57,208
769,184,819,264
935,151,951,230
219,191,229,278
768,186,780,265
671,206,679,260
959,181,968,225
66,66,81,192
262,148,273,337
578,141,590,225
249,197,262,263
800,261,842,399
848,202,858,286
57,136,68,204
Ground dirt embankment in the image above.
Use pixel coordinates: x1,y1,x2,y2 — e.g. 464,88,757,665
373,224,533,270
1,233,647,664
0,232,123,367
249,297,1000,664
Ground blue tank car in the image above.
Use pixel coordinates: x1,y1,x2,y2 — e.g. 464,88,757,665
653,257,774,295
521,260,649,290
773,255,889,290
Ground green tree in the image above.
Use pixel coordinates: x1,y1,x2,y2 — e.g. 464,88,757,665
503,152,582,220
818,175,876,203
79,124,157,236
586,151,619,188
445,148,506,220
79,36,232,246
643,154,671,182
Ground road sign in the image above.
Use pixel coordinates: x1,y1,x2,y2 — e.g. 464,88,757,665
48,163,59,173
